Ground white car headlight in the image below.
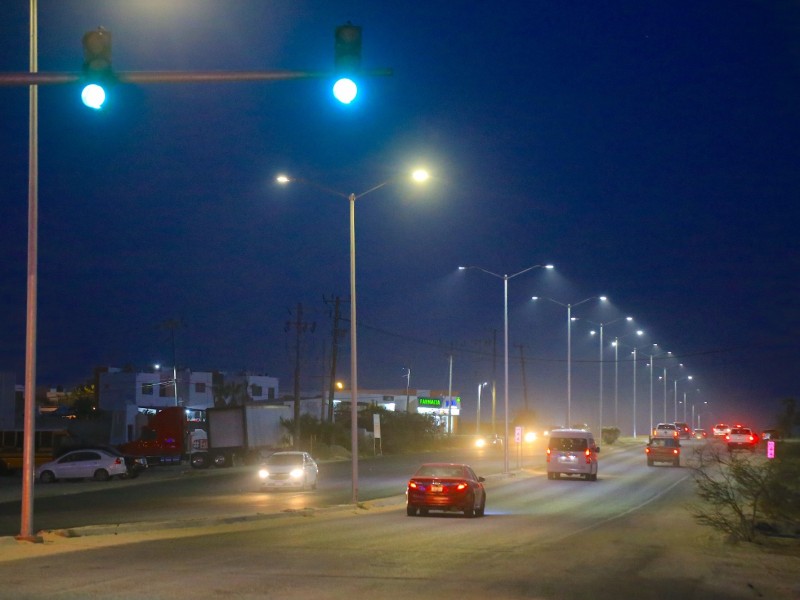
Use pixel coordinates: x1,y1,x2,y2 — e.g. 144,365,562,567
475,439,486,448
258,469,269,480
289,468,304,479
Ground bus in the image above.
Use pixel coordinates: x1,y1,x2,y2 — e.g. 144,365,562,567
0,429,70,474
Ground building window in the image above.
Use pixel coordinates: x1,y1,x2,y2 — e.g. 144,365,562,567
251,384,263,398
195,382,206,394
141,383,153,395
268,387,275,400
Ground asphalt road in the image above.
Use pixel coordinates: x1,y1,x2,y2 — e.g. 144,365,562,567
3,439,797,599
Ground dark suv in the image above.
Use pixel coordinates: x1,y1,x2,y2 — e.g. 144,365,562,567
673,422,692,439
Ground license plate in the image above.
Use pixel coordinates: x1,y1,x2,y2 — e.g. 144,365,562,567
430,484,443,492
560,454,576,463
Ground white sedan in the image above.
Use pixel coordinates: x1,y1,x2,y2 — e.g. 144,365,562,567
258,451,318,490
36,448,129,483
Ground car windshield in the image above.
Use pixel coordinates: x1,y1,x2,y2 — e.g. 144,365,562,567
415,465,466,479
267,454,303,466
550,437,588,452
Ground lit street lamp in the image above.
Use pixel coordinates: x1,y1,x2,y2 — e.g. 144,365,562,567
277,168,429,503
611,330,644,429
588,316,633,433
641,345,670,433
673,374,693,421
459,264,554,474
532,295,608,427
477,381,488,434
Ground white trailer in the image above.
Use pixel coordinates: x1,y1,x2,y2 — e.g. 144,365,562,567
189,404,292,468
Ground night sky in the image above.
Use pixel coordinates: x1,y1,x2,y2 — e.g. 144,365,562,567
1,2,798,434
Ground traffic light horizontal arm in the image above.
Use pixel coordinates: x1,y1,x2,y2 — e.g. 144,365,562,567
0,68,392,87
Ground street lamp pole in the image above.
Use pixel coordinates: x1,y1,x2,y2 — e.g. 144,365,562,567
589,317,632,433
477,381,487,434
460,264,554,474
278,169,429,503
532,295,607,427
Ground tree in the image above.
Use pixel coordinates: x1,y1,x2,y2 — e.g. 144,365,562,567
66,381,98,417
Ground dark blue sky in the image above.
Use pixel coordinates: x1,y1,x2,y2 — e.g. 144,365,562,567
1,1,798,433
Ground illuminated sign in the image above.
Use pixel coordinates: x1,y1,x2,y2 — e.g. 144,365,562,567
418,397,442,407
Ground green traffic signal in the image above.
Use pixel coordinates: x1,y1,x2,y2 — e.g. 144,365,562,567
333,23,361,104
81,27,112,109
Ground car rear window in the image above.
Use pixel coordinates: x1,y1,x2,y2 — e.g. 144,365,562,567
550,437,588,452
650,438,677,447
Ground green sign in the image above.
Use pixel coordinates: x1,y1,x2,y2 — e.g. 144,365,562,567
418,397,442,407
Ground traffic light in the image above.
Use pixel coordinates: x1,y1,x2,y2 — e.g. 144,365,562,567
81,27,112,109
333,23,361,104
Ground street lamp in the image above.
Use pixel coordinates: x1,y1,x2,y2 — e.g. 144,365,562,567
659,363,685,422
611,330,644,429
402,367,411,413
673,374,693,421
641,345,670,433
588,316,633,433
459,263,554,474
532,295,608,428
477,381,488,434
277,168,429,503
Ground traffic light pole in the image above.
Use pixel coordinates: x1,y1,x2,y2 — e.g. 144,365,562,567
0,68,392,87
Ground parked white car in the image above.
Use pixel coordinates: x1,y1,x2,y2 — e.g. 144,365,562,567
258,451,318,490
36,448,129,483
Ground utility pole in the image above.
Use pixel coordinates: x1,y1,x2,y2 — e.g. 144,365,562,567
447,351,454,434
160,319,183,406
516,343,529,412
286,303,315,449
324,295,347,424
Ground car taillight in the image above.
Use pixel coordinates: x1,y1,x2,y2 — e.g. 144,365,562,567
546,448,551,462
673,449,679,455
114,458,122,465
584,448,592,464
456,482,468,491
645,447,651,454
725,434,730,441
408,481,418,489
749,435,755,443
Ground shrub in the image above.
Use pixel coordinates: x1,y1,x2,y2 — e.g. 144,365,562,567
601,427,620,445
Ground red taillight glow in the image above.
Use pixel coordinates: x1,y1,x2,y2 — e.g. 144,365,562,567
584,448,592,464
749,436,755,443
546,448,551,462
456,483,468,491
408,481,418,489
114,458,122,465
725,434,730,441
673,449,679,455
646,448,651,454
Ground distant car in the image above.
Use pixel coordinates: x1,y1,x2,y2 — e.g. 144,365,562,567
726,427,757,452
258,451,318,490
406,463,486,517
761,429,782,442
646,438,681,467
652,423,679,439
674,422,692,439
693,428,707,440
36,448,129,483
475,434,503,449
712,423,730,438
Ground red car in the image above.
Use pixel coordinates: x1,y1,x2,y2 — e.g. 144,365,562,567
406,463,486,518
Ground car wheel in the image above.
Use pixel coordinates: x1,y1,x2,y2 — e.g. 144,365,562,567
553,472,561,480
463,494,475,518
93,469,110,482
647,459,654,467
673,459,680,467
547,472,554,480
476,494,486,517
589,473,598,481
406,504,418,517
190,453,209,469
39,470,56,484
419,508,429,516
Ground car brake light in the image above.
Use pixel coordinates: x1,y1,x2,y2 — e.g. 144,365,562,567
673,449,679,455
408,481,418,489
749,436,754,443
725,434,730,441
115,458,122,465
546,448,551,462
456,483,467,491
645,447,651,454
584,448,592,464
